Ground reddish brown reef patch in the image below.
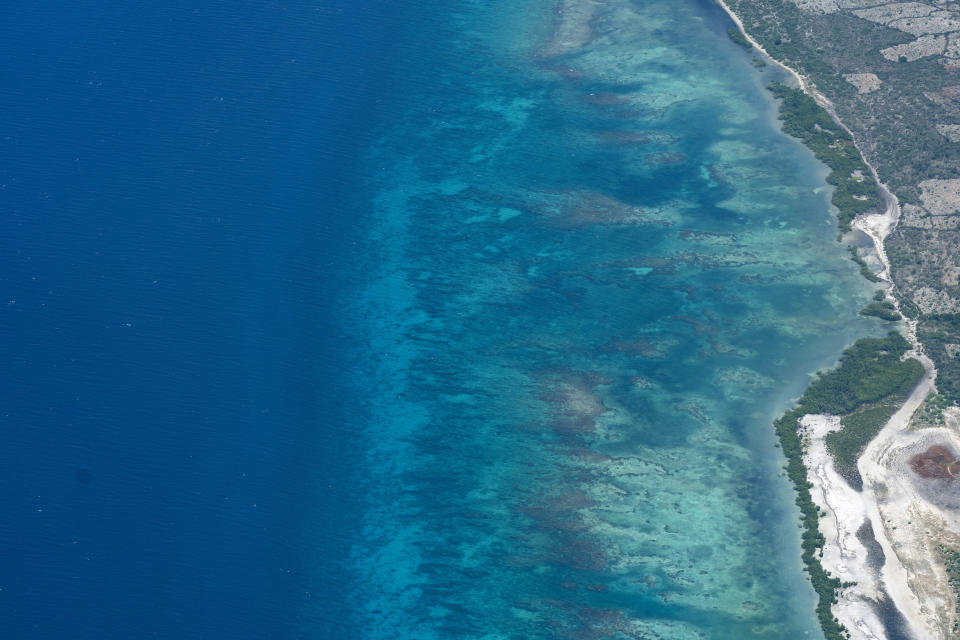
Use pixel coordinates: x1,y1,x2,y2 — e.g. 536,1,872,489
910,445,960,479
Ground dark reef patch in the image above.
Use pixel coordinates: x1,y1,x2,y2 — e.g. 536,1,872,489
856,520,886,573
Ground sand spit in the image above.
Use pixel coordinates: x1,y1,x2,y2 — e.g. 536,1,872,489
713,1,960,638
798,350,939,640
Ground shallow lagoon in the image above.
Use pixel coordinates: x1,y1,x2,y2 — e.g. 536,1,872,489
350,0,886,637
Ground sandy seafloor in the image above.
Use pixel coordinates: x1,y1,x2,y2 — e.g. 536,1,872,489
347,0,895,637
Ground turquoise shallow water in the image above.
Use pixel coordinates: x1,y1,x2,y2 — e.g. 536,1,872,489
348,0,887,637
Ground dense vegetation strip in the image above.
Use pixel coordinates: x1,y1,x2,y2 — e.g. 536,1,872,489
774,407,846,639
940,546,960,636
859,290,901,322
859,301,900,322
725,0,960,201
828,404,900,490
897,295,920,321
726,7,940,637
799,332,922,415
774,331,924,640
846,247,881,283
727,27,752,50
919,314,960,404
769,84,883,231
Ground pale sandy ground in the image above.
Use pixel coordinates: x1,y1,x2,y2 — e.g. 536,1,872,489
810,189,952,640
858,374,960,640
715,2,960,637
845,72,882,94
801,413,891,639
799,348,940,640
802,176,956,639
846,128,957,640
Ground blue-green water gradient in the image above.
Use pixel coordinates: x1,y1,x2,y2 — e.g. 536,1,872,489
349,0,887,638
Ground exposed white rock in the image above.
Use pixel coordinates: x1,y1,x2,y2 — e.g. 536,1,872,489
845,72,882,93
915,286,960,313
853,3,938,24
890,14,960,37
881,35,947,61
920,178,960,215
900,203,932,228
801,414,891,640
936,123,960,141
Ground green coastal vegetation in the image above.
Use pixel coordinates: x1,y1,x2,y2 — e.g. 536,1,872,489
940,546,960,636
727,27,752,50
828,404,900,489
720,2,960,637
769,83,883,231
919,314,960,405
846,246,881,283
896,295,920,321
763,58,923,640
774,331,924,640
859,298,900,322
798,332,921,415
918,391,950,425
774,406,847,639
887,242,960,405
725,0,960,201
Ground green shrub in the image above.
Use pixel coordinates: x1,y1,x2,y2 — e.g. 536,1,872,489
859,301,901,321
827,404,900,488
770,84,883,231
727,27,753,50
918,314,960,404
847,246,881,283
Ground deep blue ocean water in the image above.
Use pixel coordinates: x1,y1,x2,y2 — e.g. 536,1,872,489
0,1,888,638
0,1,400,637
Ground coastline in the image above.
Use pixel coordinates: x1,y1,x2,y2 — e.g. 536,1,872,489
714,1,946,638
714,0,900,233
800,413,891,639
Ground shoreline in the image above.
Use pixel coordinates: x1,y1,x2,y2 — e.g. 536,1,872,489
857,352,939,639
714,0,902,242
714,1,945,638
800,414,891,639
